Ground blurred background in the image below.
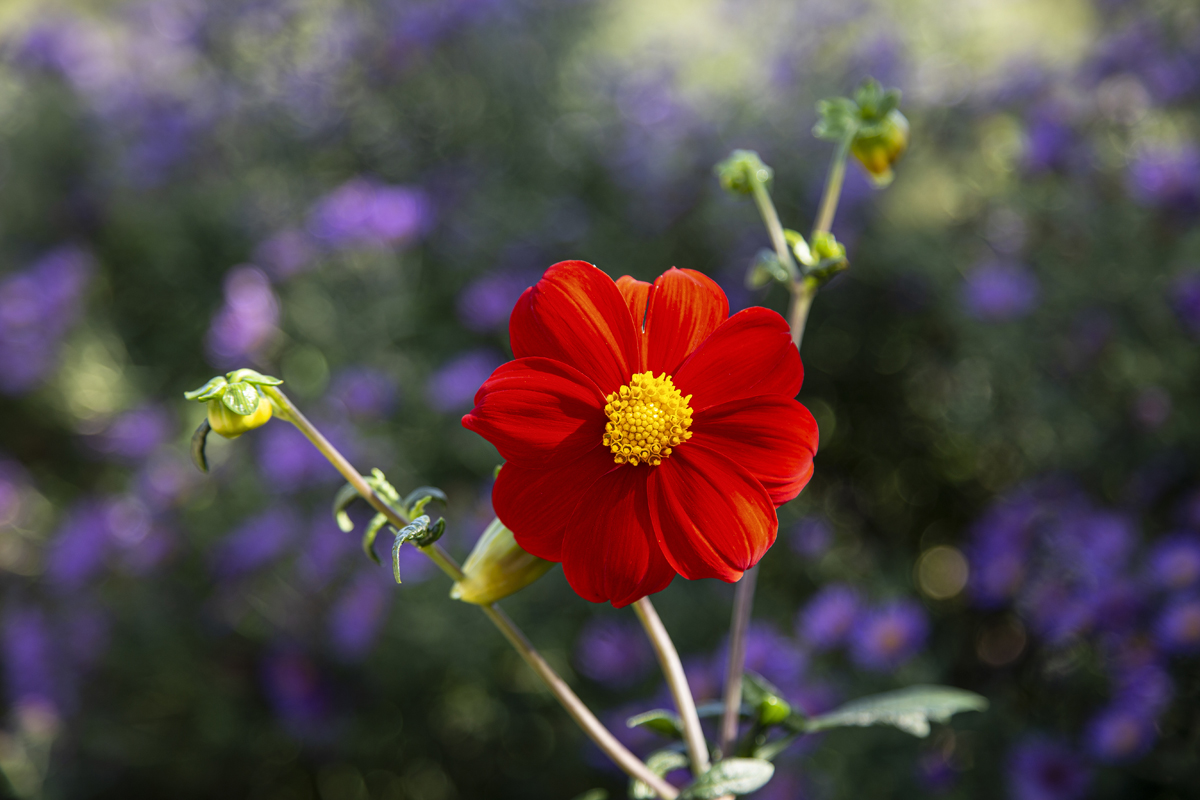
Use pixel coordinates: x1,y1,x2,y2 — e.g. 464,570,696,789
0,0,1198,797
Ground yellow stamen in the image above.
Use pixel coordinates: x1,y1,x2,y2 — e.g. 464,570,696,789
603,371,693,467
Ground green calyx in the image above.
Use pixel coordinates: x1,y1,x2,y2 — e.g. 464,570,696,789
814,77,908,186
184,370,284,439
715,150,773,196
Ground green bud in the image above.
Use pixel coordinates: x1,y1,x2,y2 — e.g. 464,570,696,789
450,518,554,605
758,695,792,726
715,150,773,196
811,232,846,263
784,229,814,267
206,393,272,438
850,108,909,186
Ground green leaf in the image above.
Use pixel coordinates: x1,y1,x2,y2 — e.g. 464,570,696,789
694,701,752,720
221,382,261,416
626,709,684,739
572,791,608,800
784,229,813,266
630,750,689,799
184,376,227,402
403,486,448,517
190,419,212,473
752,733,800,762
332,483,362,533
681,759,774,799
392,515,435,582
362,513,389,565
225,368,283,386
803,685,988,738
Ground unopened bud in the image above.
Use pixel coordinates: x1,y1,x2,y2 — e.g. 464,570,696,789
450,518,554,605
851,108,909,186
206,393,272,438
715,150,773,196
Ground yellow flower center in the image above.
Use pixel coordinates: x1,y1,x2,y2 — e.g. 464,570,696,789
602,371,693,467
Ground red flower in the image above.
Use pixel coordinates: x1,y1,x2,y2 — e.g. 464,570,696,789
463,261,818,607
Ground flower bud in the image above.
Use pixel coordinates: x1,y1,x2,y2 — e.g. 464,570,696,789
206,393,272,438
851,108,909,186
715,149,773,196
450,518,554,605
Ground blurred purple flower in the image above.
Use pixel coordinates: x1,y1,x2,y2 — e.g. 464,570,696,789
456,271,532,333
329,367,398,420
1128,144,1200,211
961,261,1040,321
91,404,174,462
850,600,929,672
205,266,279,367
1146,533,1200,591
261,647,337,741
789,516,832,559
46,500,114,589
1007,738,1091,800
1154,595,1200,654
211,507,300,578
574,617,654,689
717,624,807,693
1083,704,1157,762
296,517,359,588
425,349,503,413
255,229,318,280
328,568,393,661
1169,272,1200,338
1023,105,1075,173
0,246,93,394
3,606,61,715
60,604,110,668
255,422,345,491
308,178,431,249
797,583,860,651
135,451,198,511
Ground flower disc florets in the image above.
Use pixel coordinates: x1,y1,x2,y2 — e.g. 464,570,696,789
603,371,693,466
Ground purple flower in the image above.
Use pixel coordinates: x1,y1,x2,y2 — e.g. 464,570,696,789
1084,705,1157,762
849,600,929,672
134,451,198,510
1169,272,1200,338
961,261,1040,321
797,583,860,651
1023,106,1075,173
255,422,345,491
1007,738,1091,800
307,178,431,249
2,606,61,715
205,266,279,367
1154,595,1200,654
261,647,337,741
1147,533,1200,591
1128,144,1200,211
328,568,393,661
211,507,300,578
717,624,807,694
789,516,832,558
46,500,114,589
574,617,654,688
456,271,534,333
295,517,359,588
91,404,174,462
328,367,398,420
255,229,318,280
425,349,503,413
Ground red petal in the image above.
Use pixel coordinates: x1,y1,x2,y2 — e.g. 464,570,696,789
647,445,777,581
561,466,675,607
673,307,802,412
690,396,818,506
615,275,651,331
509,261,642,392
492,448,617,562
645,268,729,375
463,357,606,468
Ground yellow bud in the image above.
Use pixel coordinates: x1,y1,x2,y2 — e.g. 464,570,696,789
450,518,554,605
851,108,909,186
206,395,272,438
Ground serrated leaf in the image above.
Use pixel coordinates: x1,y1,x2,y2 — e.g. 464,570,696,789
190,419,212,473
226,368,283,386
681,759,774,799
332,483,362,533
626,709,684,739
221,382,261,416
803,685,988,738
630,750,689,799
184,376,227,402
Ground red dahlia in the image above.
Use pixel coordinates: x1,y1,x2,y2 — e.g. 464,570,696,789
463,260,818,607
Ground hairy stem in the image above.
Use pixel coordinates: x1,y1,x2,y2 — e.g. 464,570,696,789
633,598,711,776
718,565,757,756
264,387,677,798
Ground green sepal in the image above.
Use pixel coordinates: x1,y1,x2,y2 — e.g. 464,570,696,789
225,369,283,387
813,97,859,142
630,750,690,800
184,376,228,402
190,419,212,473
221,382,262,416
680,758,775,799
751,732,800,762
626,709,684,739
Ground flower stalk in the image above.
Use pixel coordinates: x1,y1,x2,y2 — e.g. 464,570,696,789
261,386,678,798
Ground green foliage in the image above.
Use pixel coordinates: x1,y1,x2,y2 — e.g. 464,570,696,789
803,686,988,738
680,759,775,799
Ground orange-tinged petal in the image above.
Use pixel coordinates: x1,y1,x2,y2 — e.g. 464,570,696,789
645,268,729,375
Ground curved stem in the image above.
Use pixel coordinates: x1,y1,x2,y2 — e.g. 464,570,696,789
633,598,710,776
718,566,757,756
263,387,677,798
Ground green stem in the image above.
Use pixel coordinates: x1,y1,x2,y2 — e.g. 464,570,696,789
717,565,757,757
750,180,798,279
633,598,710,776
812,132,853,238
262,387,677,798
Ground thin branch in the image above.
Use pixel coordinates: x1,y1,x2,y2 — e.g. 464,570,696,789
633,597,710,776
718,566,757,756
